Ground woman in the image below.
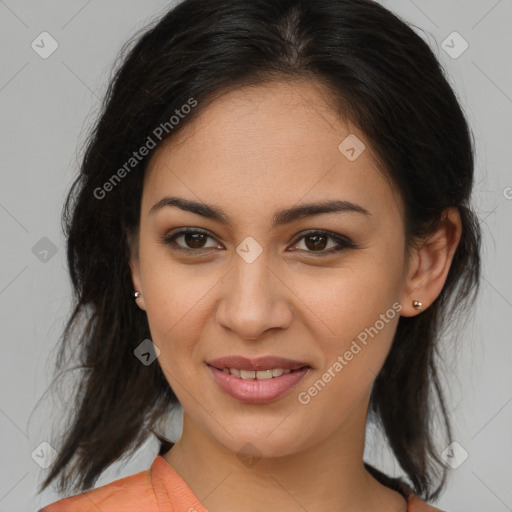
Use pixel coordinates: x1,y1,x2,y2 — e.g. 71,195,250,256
37,0,481,510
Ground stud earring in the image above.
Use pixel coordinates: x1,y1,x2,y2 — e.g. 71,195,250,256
134,291,142,299
412,300,422,310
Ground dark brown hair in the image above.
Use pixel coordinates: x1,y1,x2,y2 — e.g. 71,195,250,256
37,0,481,502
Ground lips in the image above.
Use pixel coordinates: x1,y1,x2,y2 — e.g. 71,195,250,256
206,355,310,372
208,365,311,403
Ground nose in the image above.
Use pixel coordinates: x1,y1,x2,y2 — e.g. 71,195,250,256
215,251,293,340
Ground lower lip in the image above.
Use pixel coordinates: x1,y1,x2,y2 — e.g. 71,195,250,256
207,365,310,404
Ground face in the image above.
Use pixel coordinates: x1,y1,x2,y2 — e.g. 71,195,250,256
129,79,413,459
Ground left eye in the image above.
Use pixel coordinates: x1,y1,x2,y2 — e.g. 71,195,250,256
162,229,356,255
292,231,350,253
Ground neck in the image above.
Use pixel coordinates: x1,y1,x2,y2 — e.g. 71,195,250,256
163,398,407,512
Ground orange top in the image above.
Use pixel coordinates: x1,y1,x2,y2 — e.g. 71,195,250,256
39,455,445,512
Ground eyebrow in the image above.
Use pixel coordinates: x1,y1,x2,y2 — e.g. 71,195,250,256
149,196,371,226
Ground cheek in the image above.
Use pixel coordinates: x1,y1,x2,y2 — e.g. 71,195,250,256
295,307,400,435
297,250,403,394
139,249,213,359
300,255,402,341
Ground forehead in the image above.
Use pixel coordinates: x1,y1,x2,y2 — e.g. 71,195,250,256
142,79,403,225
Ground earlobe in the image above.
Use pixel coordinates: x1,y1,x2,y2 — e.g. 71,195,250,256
127,229,147,311
133,290,146,310
400,207,462,317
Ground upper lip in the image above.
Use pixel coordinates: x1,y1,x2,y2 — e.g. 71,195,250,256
207,356,310,371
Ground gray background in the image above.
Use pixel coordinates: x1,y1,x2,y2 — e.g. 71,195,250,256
0,1,511,510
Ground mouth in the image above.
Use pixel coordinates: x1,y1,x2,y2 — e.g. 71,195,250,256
206,364,310,380
206,355,311,374
205,355,312,403
207,364,311,403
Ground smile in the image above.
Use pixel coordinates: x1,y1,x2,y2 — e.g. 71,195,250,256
217,367,300,379
207,364,310,403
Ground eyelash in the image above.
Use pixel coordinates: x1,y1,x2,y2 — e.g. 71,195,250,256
161,228,358,256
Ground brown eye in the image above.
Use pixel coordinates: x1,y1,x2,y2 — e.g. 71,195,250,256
181,232,209,249
303,234,329,251
163,228,220,252
291,230,357,255
162,228,357,256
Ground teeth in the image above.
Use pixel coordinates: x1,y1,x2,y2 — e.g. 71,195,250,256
223,368,294,379
256,370,273,380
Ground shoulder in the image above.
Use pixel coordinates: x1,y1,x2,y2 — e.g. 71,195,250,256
408,494,448,512
38,466,157,512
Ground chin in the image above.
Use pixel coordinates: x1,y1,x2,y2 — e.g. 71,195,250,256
211,426,309,461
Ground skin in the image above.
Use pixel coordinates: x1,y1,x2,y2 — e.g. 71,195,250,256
128,79,462,512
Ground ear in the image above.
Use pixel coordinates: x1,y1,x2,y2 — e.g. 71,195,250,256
399,207,462,317
127,227,146,311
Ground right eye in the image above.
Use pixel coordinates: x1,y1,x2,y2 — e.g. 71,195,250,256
162,228,223,253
